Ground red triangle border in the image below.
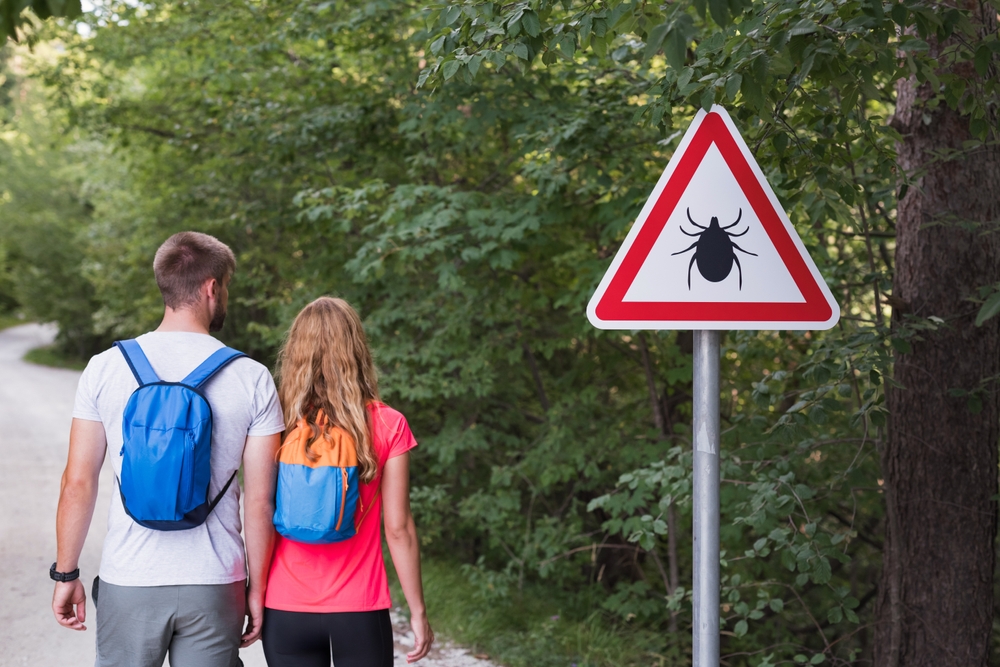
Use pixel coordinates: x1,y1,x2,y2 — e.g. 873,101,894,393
593,112,834,324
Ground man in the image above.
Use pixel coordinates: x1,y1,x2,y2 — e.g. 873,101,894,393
51,231,284,667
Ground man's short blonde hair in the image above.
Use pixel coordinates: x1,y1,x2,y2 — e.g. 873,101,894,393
153,232,236,309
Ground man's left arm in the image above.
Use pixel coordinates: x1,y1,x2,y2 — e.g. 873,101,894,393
52,418,107,631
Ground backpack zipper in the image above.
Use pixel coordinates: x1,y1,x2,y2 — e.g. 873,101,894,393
335,467,348,532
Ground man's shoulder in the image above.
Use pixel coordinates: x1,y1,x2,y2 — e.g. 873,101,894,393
227,354,273,383
83,344,128,375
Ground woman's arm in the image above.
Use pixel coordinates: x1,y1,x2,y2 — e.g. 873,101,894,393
382,452,434,662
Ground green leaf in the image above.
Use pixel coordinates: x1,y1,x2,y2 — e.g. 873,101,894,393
741,74,765,111
708,0,730,27
975,45,991,77
593,35,608,57
788,19,818,36
890,3,908,26
898,38,929,52
890,337,912,354
827,607,843,623
769,598,784,612
811,653,826,664
786,400,808,413
442,60,462,80
512,42,529,60
663,26,688,69
725,73,742,101
521,10,541,38
753,54,769,82
971,118,988,140
441,5,462,26
486,50,506,68
700,87,715,111
467,54,483,78
644,22,670,62
838,85,858,115
976,288,1000,325
809,406,827,424
773,132,788,153
734,619,748,637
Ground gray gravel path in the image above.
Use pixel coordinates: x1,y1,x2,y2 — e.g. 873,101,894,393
0,323,496,667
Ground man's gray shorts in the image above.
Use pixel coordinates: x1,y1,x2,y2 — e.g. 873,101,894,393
95,578,245,667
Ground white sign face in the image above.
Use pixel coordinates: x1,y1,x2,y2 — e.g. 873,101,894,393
587,106,840,331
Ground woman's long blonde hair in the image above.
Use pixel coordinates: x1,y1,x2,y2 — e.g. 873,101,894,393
276,296,380,483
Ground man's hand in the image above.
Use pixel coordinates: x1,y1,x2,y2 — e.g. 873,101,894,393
52,580,87,631
240,585,265,647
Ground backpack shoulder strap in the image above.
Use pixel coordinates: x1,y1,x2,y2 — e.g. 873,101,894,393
114,340,160,387
182,347,246,388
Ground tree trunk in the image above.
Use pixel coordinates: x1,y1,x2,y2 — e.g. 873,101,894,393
875,6,1000,665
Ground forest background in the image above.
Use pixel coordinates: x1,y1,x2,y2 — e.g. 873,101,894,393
0,1,998,666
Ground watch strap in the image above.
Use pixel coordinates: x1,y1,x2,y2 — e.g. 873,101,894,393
50,562,80,583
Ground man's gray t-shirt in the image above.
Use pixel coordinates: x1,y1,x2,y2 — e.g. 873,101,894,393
73,331,285,587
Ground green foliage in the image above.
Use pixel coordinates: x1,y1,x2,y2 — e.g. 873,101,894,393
0,0,81,42
975,283,1000,326
0,44,104,357
0,312,27,330
9,0,998,663
23,343,89,370
389,558,668,667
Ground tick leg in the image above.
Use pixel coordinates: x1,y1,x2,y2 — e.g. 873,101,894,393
671,241,698,256
727,227,750,238
679,226,703,238
686,208,708,230
721,208,743,230
731,242,758,256
734,254,743,290
687,253,697,289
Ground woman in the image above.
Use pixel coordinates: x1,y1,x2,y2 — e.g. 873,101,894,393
262,296,434,666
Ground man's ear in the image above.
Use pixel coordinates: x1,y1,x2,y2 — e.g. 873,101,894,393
203,277,219,301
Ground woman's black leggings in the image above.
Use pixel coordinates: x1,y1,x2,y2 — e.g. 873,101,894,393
262,607,394,667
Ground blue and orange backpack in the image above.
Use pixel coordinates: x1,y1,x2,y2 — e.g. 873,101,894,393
273,410,375,544
115,339,245,531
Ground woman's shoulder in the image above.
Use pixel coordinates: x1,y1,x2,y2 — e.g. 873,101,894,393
367,401,410,434
367,401,416,456
367,400,405,420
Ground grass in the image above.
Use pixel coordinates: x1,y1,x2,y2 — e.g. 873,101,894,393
0,312,28,331
387,558,674,667
23,344,90,371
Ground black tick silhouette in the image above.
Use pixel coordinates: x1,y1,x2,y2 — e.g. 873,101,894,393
671,208,758,289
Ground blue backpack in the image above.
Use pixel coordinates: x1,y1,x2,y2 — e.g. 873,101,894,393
115,339,245,531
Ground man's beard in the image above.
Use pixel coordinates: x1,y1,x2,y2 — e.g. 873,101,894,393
209,305,227,332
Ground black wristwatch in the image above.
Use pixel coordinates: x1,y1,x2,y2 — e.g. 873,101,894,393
50,562,80,583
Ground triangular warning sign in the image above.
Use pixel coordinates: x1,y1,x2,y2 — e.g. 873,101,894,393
587,106,839,331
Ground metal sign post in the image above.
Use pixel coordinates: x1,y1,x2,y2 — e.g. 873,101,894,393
692,330,720,667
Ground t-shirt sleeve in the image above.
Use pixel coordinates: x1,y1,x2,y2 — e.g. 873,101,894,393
72,358,102,422
248,370,285,436
387,411,418,460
